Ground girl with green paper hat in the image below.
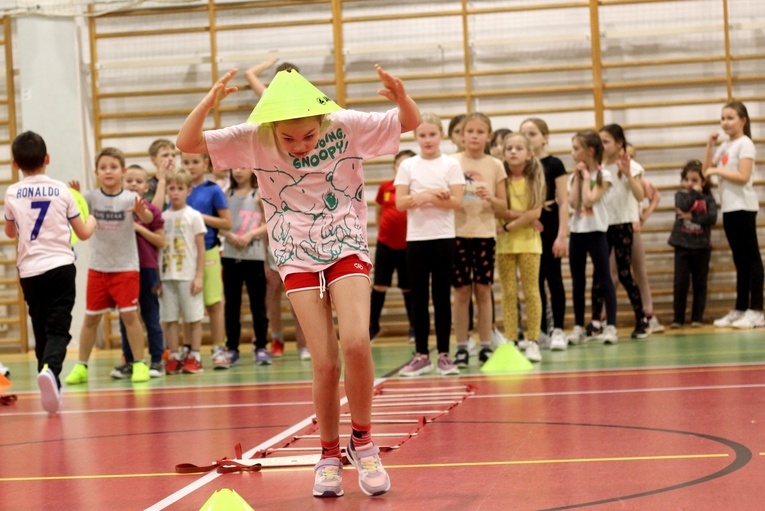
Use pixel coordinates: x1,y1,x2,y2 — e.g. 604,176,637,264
177,65,420,498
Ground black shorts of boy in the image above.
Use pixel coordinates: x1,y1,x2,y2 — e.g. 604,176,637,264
373,241,410,289
453,237,496,287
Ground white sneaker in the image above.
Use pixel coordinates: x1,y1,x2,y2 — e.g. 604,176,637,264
731,309,765,329
567,325,586,345
299,347,312,361
648,316,665,333
491,328,509,348
602,325,619,345
714,310,745,328
525,341,542,362
37,366,61,414
516,339,530,351
538,331,551,350
550,328,568,351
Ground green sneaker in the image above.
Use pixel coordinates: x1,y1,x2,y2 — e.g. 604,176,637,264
64,363,88,385
131,361,150,383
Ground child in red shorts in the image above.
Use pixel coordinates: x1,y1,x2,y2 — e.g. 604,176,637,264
64,147,154,385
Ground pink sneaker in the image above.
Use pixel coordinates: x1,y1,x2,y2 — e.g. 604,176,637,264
346,441,390,496
398,354,433,377
313,457,343,498
437,353,459,375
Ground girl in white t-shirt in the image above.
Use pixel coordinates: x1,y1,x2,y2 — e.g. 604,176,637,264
495,134,545,362
394,113,465,377
567,130,618,345
589,124,650,340
705,101,764,329
178,66,420,498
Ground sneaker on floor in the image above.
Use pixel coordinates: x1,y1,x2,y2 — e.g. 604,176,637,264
227,349,241,367
398,354,433,377
346,441,391,497
64,363,88,385
299,347,312,361
165,357,182,375
271,338,284,357
550,328,568,351
631,318,650,339
538,331,551,350
37,365,61,414
731,309,765,329
714,310,745,328
691,321,703,328
211,346,230,370
110,363,132,380
516,339,530,351
491,328,509,348
437,353,460,375
647,316,665,333
478,347,493,365
131,361,150,383
454,348,469,368
525,341,542,362
255,348,272,365
602,325,619,345
182,356,203,374
313,457,344,498
567,325,586,346
585,322,603,340
408,327,415,343
670,322,683,329
148,362,165,378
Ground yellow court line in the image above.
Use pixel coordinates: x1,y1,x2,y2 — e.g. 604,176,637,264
0,453,728,482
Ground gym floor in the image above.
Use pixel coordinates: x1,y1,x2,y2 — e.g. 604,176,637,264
1,326,764,510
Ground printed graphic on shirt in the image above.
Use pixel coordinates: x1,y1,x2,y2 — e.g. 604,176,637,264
163,218,190,274
681,199,707,234
259,155,366,265
463,170,487,202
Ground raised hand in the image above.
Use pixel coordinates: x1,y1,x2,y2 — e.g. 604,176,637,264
202,69,239,109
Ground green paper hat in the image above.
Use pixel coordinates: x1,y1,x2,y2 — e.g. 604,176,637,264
247,69,342,125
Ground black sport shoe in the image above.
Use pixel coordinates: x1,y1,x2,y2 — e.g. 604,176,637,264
478,347,493,364
585,322,603,339
631,318,650,339
110,363,132,379
454,349,469,368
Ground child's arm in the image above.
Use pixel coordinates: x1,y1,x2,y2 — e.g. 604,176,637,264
501,206,543,232
618,152,644,202
191,232,205,296
580,168,609,208
705,157,753,185
477,178,508,215
374,65,420,133
702,131,718,172
202,209,232,231
568,171,581,209
554,174,569,257
130,196,154,224
244,58,276,97
135,224,166,249
70,215,97,241
151,158,173,209
395,185,435,210
640,178,661,225
177,70,239,154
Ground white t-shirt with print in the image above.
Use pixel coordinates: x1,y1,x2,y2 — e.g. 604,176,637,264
4,174,79,278
714,135,758,213
160,206,207,281
568,168,613,233
205,108,401,280
394,154,466,241
602,159,644,225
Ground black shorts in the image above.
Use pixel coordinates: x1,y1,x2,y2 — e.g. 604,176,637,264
453,237,496,287
373,241,410,289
